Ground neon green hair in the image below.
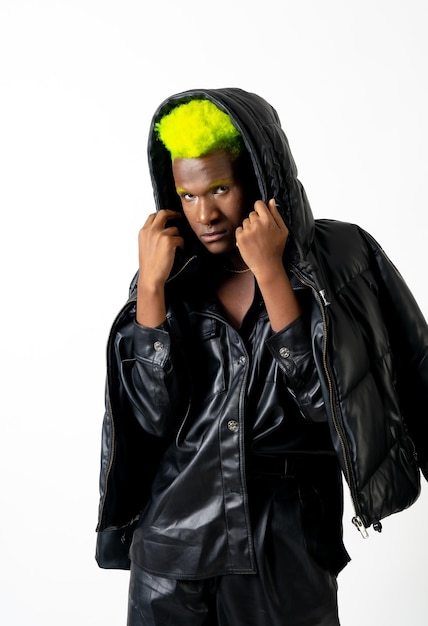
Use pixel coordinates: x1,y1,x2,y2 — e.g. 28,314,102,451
154,99,242,160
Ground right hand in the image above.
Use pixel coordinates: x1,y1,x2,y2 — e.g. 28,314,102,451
138,210,184,288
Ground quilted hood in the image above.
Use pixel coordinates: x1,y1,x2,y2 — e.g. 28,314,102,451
147,87,315,264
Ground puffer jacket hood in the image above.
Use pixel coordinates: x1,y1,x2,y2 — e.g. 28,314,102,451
147,88,315,262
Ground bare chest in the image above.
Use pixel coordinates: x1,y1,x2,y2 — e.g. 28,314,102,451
215,272,255,330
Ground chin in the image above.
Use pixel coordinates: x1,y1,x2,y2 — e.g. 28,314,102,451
204,242,235,255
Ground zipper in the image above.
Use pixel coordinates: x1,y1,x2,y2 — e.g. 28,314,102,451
352,516,369,538
166,255,198,283
290,266,369,537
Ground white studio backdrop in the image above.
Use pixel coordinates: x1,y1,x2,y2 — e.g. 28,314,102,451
1,0,427,623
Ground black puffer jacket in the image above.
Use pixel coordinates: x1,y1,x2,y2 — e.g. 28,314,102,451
96,88,428,569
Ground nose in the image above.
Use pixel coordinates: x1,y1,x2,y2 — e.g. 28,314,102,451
196,197,220,225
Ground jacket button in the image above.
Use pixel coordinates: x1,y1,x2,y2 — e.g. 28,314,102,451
153,341,164,352
238,355,246,365
279,347,290,358
227,420,239,432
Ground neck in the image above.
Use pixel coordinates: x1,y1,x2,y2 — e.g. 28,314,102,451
222,249,248,273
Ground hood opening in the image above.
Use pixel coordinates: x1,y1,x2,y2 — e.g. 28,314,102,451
146,88,315,275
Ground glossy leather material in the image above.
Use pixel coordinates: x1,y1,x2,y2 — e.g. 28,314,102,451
127,477,341,626
127,290,337,579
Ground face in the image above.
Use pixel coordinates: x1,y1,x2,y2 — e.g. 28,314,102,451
172,150,247,254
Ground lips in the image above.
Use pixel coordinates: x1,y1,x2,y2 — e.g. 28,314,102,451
200,230,226,243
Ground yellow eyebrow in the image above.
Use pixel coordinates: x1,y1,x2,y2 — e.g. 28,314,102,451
175,179,232,195
209,178,232,189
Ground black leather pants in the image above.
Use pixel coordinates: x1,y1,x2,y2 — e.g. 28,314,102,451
127,476,340,625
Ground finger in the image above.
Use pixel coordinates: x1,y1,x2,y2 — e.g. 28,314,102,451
165,225,183,240
267,198,287,229
253,199,270,217
168,233,185,250
143,212,157,226
157,209,182,226
252,199,283,230
246,212,258,223
176,236,185,250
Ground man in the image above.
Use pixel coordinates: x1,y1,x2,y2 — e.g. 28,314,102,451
96,89,428,625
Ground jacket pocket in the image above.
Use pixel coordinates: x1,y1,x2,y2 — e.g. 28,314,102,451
186,317,226,405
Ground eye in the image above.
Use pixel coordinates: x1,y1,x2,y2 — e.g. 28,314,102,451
179,192,195,201
214,185,228,195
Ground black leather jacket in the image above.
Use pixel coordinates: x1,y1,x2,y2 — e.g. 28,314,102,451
96,88,428,569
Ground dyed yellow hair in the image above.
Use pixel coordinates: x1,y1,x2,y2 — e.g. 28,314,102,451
155,99,242,160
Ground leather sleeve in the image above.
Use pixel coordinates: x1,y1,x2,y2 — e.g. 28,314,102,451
117,319,189,437
362,229,428,478
266,316,327,423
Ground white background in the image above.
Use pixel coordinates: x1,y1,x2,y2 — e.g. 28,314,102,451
1,0,427,624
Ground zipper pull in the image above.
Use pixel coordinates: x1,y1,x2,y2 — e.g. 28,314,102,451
352,516,369,539
373,520,382,533
319,289,330,306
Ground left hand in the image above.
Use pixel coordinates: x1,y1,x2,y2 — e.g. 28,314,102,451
235,198,289,281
